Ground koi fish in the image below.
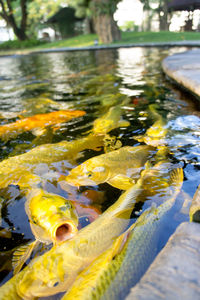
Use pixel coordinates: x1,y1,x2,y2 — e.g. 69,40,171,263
62,168,183,300
134,104,168,148
12,188,79,275
0,133,104,189
65,145,155,190
0,109,85,141
93,106,130,135
0,166,146,299
22,96,73,115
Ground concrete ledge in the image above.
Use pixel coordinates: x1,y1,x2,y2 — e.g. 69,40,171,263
162,49,200,98
126,222,200,300
1,40,200,58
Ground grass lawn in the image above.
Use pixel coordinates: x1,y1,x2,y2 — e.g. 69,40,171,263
0,31,200,55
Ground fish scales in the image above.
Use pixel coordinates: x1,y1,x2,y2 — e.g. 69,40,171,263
95,168,183,300
0,173,144,299
62,168,183,300
65,145,155,190
0,134,104,189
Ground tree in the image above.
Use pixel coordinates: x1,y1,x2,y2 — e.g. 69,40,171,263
0,0,28,40
68,0,121,43
27,0,64,38
157,0,170,31
0,0,65,40
140,0,170,31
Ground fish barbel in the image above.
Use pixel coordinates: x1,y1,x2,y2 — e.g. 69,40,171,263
0,109,85,141
62,167,183,300
0,133,104,189
93,106,130,135
0,167,145,299
65,145,155,190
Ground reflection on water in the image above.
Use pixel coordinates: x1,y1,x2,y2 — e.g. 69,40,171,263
0,47,199,298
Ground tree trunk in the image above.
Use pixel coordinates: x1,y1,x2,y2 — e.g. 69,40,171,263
93,14,121,43
159,0,169,31
0,0,28,41
90,0,121,43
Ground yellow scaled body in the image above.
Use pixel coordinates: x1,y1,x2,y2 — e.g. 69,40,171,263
0,171,145,299
62,168,183,300
134,104,167,148
93,106,130,135
65,145,155,190
0,133,104,189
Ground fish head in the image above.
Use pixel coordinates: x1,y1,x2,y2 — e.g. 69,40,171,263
93,119,114,134
26,190,79,244
17,251,72,298
66,160,110,187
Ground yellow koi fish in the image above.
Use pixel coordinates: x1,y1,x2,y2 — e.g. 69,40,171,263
0,168,146,299
65,145,155,190
12,188,79,275
0,109,85,141
134,104,168,148
63,168,183,300
0,133,104,189
93,106,130,135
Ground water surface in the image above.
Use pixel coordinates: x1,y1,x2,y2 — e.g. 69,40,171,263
0,47,199,298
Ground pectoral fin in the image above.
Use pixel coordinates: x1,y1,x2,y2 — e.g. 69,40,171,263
31,127,47,136
108,175,135,190
118,119,130,128
12,239,40,275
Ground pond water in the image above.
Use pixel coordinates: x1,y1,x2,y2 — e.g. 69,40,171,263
0,47,199,299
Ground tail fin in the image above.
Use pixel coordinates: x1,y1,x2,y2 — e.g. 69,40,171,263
169,168,183,190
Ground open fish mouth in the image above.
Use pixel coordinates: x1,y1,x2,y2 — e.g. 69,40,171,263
54,221,78,243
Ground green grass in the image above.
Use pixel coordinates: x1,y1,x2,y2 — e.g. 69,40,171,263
120,31,200,43
0,31,200,55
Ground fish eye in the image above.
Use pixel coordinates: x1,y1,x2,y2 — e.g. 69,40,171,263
31,216,37,224
53,281,59,287
47,279,60,288
86,171,93,178
60,203,72,211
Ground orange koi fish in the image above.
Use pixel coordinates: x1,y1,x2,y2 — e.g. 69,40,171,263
0,110,85,141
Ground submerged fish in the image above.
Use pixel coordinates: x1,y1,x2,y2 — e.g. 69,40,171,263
65,145,155,190
12,188,79,275
93,106,130,135
0,109,85,141
63,167,183,300
0,133,104,189
0,167,146,299
189,184,200,223
134,104,168,148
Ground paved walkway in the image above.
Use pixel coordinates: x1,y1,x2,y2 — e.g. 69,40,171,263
162,48,200,98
